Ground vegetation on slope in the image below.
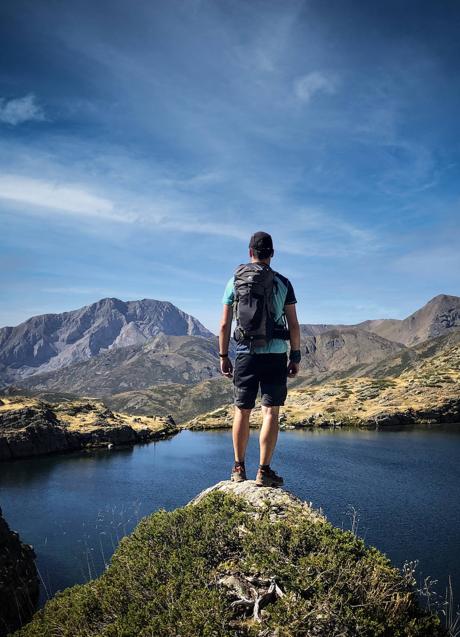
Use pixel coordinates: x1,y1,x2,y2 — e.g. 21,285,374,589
187,341,460,430
0,397,177,460
14,488,444,637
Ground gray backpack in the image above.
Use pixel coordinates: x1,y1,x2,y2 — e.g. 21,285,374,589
233,263,276,349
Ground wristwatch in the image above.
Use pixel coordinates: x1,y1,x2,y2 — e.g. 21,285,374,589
289,349,301,364
219,353,229,358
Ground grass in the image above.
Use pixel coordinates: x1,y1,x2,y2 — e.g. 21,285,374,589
14,490,445,637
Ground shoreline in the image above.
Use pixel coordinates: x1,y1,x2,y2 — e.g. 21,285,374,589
0,397,178,462
1,392,459,462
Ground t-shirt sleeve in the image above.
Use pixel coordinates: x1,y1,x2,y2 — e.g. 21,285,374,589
285,279,297,305
222,276,235,305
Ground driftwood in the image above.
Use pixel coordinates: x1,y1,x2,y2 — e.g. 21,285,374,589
217,573,285,622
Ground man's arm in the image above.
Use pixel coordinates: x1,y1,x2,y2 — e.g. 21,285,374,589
285,303,300,376
219,304,233,377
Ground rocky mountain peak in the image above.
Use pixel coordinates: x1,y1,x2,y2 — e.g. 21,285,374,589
0,297,213,383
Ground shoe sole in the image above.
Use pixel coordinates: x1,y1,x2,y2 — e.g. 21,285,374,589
231,474,247,482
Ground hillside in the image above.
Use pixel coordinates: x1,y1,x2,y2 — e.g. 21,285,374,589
0,297,212,383
15,326,460,424
299,327,406,378
12,482,443,637
295,324,460,385
17,334,222,396
186,338,460,430
0,397,178,460
105,376,233,423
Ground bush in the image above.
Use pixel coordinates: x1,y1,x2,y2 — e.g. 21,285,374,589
14,491,445,637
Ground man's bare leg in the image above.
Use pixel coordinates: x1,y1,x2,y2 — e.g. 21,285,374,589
232,407,251,462
259,405,280,465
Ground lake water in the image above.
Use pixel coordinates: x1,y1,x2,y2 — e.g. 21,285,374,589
1,426,459,611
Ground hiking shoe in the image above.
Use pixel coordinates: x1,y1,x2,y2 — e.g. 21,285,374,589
231,463,247,482
255,466,284,488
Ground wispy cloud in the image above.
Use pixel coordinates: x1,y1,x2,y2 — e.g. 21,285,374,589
0,94,45,125
294,71,338,103
0,169,378,258
0,174,136,222
0,169,251,241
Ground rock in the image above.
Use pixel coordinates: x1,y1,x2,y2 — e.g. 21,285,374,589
0,407,70,460
188,480,323,524
0,507,39,636
0,399,179,461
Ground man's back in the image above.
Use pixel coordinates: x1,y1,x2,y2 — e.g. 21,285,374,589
221,266,297,354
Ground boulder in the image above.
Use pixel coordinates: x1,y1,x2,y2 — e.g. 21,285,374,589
0,507,39,636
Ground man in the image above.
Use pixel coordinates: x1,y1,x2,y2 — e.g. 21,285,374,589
219,231,301,487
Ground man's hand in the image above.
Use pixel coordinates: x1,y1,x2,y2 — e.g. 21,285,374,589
220,356,233,378
287,361,299,377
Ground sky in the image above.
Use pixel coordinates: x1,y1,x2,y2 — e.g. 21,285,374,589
1,0,459,333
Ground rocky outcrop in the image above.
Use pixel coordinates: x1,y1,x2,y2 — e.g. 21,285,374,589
371,399,460,428
188,480,324,523
0,507,39,637
0,398,177,461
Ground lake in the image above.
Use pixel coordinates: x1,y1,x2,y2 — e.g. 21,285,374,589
1,425,459,611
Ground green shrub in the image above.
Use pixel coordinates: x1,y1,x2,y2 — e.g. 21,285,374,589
14,491,444,637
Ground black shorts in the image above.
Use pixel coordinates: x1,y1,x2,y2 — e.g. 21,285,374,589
233,353,288,409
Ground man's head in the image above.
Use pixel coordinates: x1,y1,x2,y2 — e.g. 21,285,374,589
249,231,274,263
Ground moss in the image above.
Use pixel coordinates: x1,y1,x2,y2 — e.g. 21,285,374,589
14,491,444,637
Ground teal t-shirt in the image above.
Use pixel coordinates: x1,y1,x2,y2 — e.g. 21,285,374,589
222,268,297,354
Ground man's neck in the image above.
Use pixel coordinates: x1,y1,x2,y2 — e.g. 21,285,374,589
251,258,271,265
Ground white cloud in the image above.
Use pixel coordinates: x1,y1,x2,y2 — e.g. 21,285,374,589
0,94,45,125
294,71,338,103
0,174,135,222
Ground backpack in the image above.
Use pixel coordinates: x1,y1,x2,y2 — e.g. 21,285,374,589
232,263,276,349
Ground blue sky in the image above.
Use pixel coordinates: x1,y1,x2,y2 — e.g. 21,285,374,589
1,0,459,332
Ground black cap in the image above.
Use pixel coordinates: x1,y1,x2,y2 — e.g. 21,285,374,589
249,231,274,254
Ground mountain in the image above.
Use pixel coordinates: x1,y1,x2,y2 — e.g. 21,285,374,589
298,327,407,380
17,334,222,396
298,294,460,347
291,294,460,381
3,293,460,421
186,328,460,431
355,294,460,346
344,328,460,380
299,323,339,338
0,298,212,383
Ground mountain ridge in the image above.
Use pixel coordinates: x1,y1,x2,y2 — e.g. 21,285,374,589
2,293,459,400
0,297,212,382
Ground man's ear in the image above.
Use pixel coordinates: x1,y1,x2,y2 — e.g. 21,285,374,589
249,248,254,258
